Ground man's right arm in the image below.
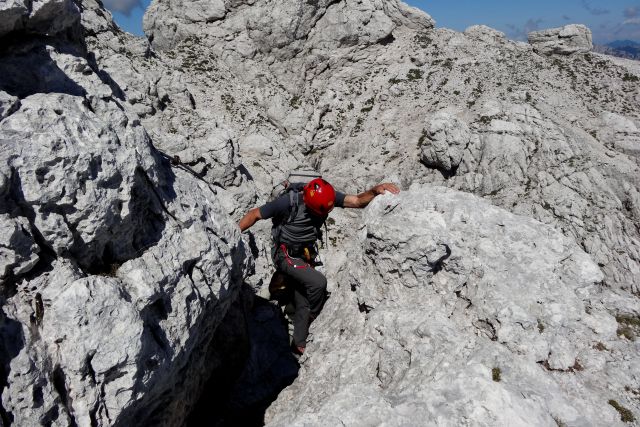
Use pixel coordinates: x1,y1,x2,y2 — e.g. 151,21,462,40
238,207,262,231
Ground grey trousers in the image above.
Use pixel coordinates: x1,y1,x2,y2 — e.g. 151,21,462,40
274,245,327,348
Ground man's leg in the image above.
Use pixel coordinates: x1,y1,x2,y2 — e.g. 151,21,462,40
275,248,327,349
292,287,310,348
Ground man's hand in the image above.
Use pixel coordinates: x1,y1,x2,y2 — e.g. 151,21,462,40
238,207,262,231
344,182,401,208
372,183,400,196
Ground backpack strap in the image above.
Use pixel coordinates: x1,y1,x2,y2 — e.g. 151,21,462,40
272,190,301,249
288,190,300,223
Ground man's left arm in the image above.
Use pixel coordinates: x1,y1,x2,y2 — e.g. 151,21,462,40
343,183,400,209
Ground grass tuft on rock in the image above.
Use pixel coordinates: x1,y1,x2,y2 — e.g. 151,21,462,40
407,69,423,81
492,367,501,382
594,342,607,351
609,399,635,423
553,416,567,427
616,314,640,341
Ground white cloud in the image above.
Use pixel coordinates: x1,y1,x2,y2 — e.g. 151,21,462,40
623,18,640,26
624,6,639,19
103,0,144,16
581,0,610,16
506,18,544,41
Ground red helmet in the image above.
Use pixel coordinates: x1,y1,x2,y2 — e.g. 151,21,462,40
303,178,336,216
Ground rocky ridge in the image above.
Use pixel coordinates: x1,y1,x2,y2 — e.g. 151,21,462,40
528,24,593,56
594,40,640,61
0,2,249,426
267,188,625,426
1,0,640,425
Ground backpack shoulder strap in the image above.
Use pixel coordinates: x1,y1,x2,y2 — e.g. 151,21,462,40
288,190,300,222
272,189,301,248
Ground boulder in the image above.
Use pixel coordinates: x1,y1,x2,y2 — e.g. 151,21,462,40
464,25,506,44
528,24,593,55
27,0,80,35
419,109,470,175
0,91,19,120
0,93,247,426
0,0,28,38
0,0,80,38
265,188,626,426
143,0,434,54
0,214,39,280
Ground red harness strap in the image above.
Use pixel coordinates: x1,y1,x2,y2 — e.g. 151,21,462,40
280,244,309,269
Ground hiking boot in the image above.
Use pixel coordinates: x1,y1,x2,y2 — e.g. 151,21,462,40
292,344,305,355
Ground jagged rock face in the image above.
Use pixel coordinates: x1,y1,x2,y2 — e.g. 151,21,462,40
528,24,593,55
265,188,632,426
1,94,165,272
143,0,434,58
0,2,250,426
250,25,638,295
133,2,639,423
142,0,638,422
0,0,80,38
141,0,640,298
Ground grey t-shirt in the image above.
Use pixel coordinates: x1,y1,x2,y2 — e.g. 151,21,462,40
259,191,345,246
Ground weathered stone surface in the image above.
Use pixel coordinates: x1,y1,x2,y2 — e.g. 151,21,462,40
0,0,80,38
0,0,28,38
0,215,39,281
528,24,593,55
27,0,80,35
183,0,225,23
0,92,19,121
143,0,434,55
265,188,630,426
464,24,506,44
0,88,248,425
419,109,469,174
0,94,161,269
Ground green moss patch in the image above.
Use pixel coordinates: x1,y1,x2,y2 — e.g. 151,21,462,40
492,367,501,382
616,314,640,341
609,400,635,423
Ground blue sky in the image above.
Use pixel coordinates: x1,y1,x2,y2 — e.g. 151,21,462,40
107,0,640,44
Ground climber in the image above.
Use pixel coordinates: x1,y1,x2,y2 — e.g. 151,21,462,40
238,178,400,355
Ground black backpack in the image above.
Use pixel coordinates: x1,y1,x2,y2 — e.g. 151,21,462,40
269,170,327,250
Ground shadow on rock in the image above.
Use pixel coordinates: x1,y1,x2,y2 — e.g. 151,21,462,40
188,292,299,427
0,306,25,426
0,40,86,98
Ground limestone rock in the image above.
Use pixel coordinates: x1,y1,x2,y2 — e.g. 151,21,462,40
0,0,80,38
0,215,39,281
0,0,28,38
27,0,80,35
0,7,250,419
0,94,162,270
0,89,248,425
143,0,434,54
464,25,506,44
528,24,593,55
598,111,640,157
183,0,225,23
419,109,470,174
265,188,627,426
0,92,19,120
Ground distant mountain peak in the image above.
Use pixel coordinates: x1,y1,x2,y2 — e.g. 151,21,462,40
594,39,640,60
606,39,640,48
